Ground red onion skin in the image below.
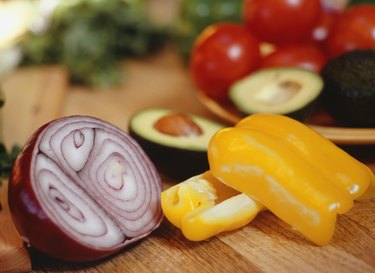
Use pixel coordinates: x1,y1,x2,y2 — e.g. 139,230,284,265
9,123,121,262
8,117,163,262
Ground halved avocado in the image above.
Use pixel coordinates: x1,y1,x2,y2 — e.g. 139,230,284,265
321,49,375,127
128,108,224,180
229,67,324,121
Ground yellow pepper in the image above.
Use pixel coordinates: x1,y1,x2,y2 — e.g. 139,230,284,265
182,193,261,241
161,172,217,229
236,114,375,200
161,171,262,241
208,114,375,245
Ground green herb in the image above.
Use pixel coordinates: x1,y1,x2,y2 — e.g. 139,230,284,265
20,0,169,87
173,0,243,60
0,144,20,186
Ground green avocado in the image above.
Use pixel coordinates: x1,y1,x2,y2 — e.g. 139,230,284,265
321,49,375,127
128,108,224,180
229,67,324,122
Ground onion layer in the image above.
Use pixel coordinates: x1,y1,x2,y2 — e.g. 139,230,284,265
8,116,163,262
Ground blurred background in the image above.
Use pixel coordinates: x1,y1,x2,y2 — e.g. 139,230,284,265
0,0,351,85
1,0,373,152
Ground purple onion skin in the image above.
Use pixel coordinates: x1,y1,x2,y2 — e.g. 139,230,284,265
8,116,164,262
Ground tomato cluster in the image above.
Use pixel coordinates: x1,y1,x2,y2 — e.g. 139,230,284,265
189,0,375,102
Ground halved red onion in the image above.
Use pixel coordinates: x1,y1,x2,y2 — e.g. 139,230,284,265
8,116,163,262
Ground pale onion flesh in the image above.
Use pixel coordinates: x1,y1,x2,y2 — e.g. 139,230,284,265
23,116,163,252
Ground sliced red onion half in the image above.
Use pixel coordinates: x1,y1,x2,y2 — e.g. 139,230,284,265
8,116,163,262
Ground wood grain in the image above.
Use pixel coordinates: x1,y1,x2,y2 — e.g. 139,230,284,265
1,65,68,149
0,65,67,273
60,46,220,131
1,49,375,273
0,180,31,273
29,201,375,273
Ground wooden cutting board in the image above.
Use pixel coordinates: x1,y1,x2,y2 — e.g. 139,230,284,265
0,65,68,273
0,180,31,273
1,53,375,273
1,65,68,149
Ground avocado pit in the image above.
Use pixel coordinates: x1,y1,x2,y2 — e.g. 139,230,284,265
154,113,203,137
129,108,224,180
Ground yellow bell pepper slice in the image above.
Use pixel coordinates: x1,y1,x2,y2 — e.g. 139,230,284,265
161,172,217,229
208,127,352,245
161,171,239,229
162,114,374,245
182,193,262,241
236,113,375,200
161,171,261,241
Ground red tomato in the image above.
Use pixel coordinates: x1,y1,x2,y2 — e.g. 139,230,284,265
243,0,323,44
189,23,261,101
260,44,327,72
308,10,338,47
326,5,375,58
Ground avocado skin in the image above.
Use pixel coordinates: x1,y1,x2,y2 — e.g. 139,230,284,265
129,129,209,181
321,49,375,127
236,99,320,123
272,99,320,122
230,67,324,123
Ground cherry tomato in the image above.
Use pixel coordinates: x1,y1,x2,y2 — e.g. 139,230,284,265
326,5,375,58
260,44,327,72
308,10,338,47
189,23,261,101
243,0,323,44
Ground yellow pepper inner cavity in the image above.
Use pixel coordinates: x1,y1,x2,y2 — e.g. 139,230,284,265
161,171,261,241
161,172,217,229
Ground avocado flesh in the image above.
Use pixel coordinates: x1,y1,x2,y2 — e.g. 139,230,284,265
321,49,375,127
128,108,224,180
129,108,223,151
229,68,323,122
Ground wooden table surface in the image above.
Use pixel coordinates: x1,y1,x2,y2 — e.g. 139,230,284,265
0,0,375,273
1,45,375,273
